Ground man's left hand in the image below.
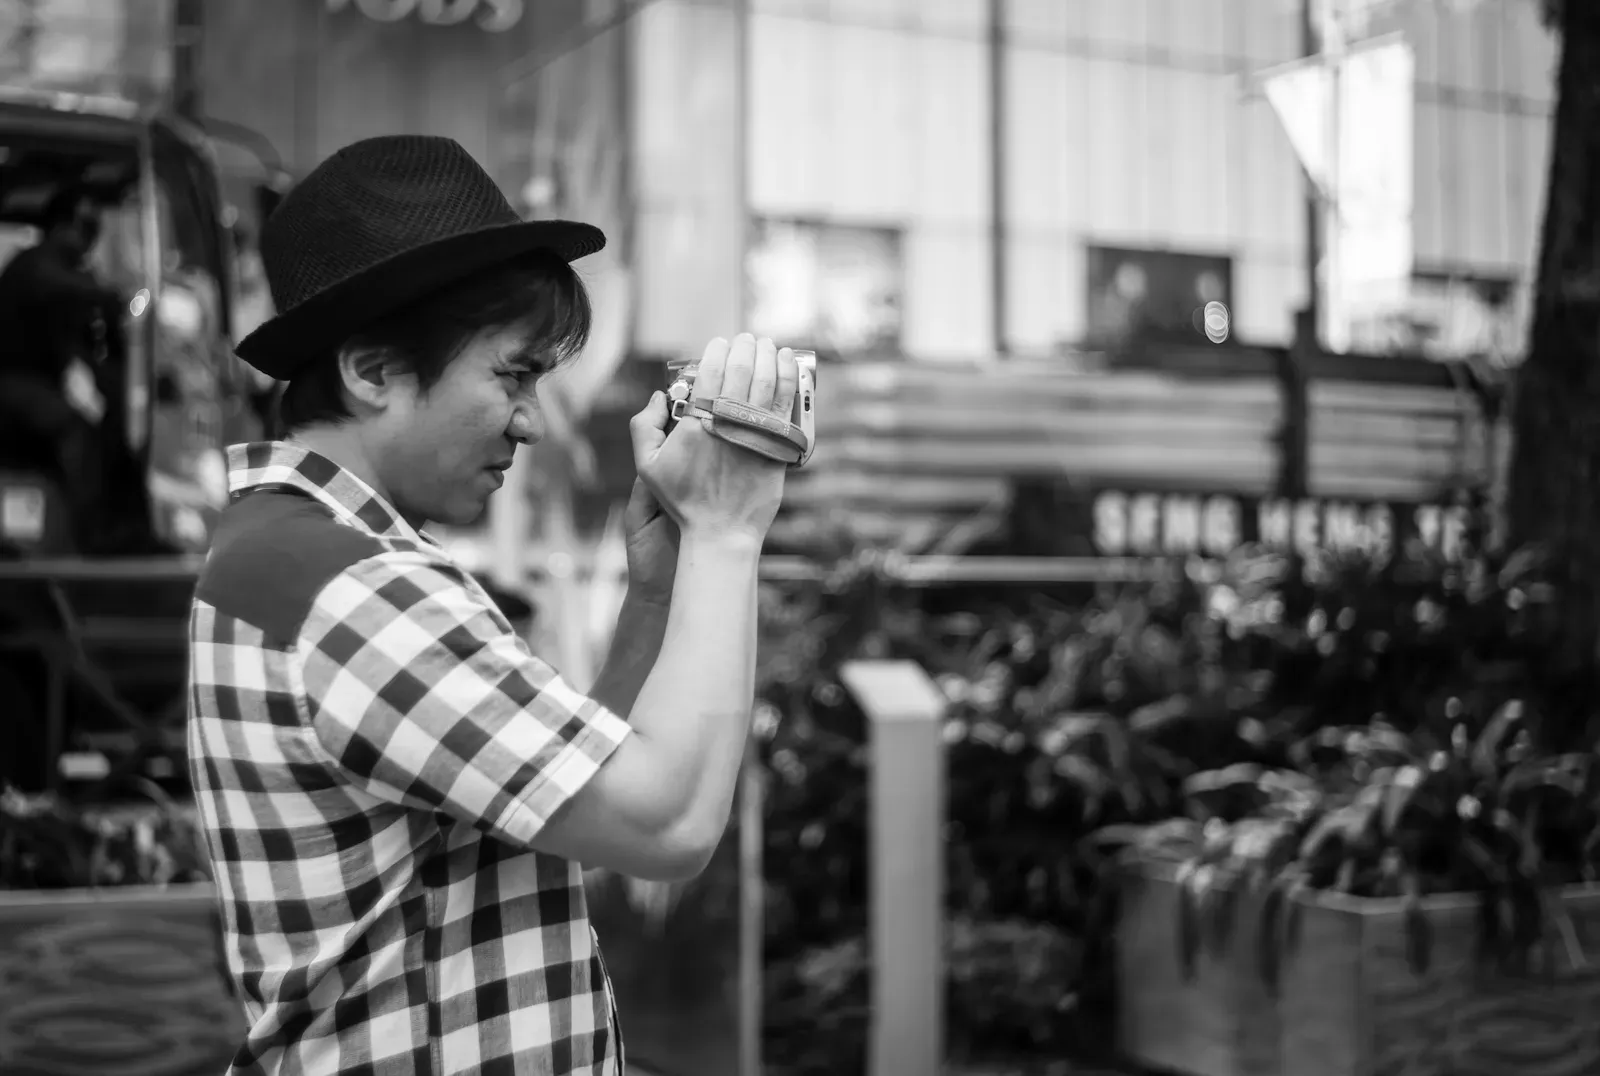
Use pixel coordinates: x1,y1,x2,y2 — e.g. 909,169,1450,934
622,392,679,606
623,476,679,607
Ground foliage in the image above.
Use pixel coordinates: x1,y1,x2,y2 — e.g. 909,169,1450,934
0,780,210,890
1111,712,1600,987
754,524,1600,1074
754,552,1271,1073
1223,537,1598,754
1101,536,1600,991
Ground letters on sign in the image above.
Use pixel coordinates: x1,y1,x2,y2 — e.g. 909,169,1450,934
325,0,524,32
1092,490,1469,563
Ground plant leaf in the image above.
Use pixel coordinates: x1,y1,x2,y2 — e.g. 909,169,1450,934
1176,860,1202,981
1401,871,1432,975
1283,877,1306,960
1204,873,1238,955
1257,881,1286,992
1470,701,1524,779
1381,764,1426,837
1503,753,1593,816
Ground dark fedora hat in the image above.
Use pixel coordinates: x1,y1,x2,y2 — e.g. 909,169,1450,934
236,134,606,380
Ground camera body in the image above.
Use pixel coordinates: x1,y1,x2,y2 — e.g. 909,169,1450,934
665,349,816,466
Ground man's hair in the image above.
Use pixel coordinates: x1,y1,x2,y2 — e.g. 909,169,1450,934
276,250,591,433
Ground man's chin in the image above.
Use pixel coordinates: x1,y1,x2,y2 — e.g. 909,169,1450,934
431,495,491,529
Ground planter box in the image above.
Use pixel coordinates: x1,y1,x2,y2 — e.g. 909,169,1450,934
0,883,243,1076
1115,858,1278,1076
1117,857,1600,1076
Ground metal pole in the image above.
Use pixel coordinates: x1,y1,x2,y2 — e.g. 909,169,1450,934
988,0,1007,356
1300,0,1322,347
1323,4,1345,354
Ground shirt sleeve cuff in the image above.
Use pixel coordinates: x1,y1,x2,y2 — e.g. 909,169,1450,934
491,700,634,844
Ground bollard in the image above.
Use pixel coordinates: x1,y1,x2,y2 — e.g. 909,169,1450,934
838,659,948,1076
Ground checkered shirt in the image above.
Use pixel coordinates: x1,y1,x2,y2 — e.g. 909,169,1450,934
187,441,634,1075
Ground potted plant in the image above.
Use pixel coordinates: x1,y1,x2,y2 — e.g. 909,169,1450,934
0,780,240,1076
1109,543,1600,1076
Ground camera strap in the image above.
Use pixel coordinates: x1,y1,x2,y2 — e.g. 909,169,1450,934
689,396,811,467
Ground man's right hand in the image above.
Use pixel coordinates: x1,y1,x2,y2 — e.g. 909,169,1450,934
533,334,793,881
631,333,795,544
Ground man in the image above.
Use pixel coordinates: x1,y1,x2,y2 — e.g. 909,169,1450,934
188,135,793,1075
0,186,122,548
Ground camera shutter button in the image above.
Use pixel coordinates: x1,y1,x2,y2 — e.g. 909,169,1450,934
667,378,692,420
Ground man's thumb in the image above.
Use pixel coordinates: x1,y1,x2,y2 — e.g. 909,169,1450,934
629,391,669,458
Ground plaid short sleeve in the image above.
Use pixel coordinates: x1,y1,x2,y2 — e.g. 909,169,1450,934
297,550,632,846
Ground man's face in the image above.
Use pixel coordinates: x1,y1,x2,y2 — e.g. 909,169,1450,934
371,324,550,528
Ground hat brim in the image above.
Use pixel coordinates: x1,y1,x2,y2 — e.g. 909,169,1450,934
234,218,606,381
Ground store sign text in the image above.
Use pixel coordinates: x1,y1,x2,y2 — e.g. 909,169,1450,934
325,0,524,33
1092,491,1469,562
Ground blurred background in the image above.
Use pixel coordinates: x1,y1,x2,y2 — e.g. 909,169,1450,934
199,0,1548,674
6,2,1599,1076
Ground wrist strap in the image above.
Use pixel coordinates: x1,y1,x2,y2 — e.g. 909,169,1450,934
689,396,809,466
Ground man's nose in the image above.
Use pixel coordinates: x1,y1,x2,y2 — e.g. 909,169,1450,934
508,397,544,445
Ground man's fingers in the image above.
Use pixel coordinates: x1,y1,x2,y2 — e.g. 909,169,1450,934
690,336,731,403
772,347,798,419
716,333,757,404
629,391,669,462
683,332,792,416
748,337,779,411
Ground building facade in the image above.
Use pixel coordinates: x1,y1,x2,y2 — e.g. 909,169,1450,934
199,0,1554,366
630,0,1555,363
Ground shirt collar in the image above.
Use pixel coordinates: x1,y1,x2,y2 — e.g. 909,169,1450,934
226,441,431,544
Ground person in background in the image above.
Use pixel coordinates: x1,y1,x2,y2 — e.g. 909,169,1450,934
0,187,124,547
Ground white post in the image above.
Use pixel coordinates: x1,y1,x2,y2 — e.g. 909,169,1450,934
839,659,948,1076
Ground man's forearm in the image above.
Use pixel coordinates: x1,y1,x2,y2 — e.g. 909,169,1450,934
530,533,761,880
626,530,763,851
588,589,671,718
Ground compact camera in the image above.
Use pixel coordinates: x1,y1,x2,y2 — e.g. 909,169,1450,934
664,348,817,467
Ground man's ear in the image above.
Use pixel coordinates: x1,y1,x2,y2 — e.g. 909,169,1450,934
337,345,397,413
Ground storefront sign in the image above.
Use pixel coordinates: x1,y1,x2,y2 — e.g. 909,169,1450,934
325,0,524,33
1091,490,1468,563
